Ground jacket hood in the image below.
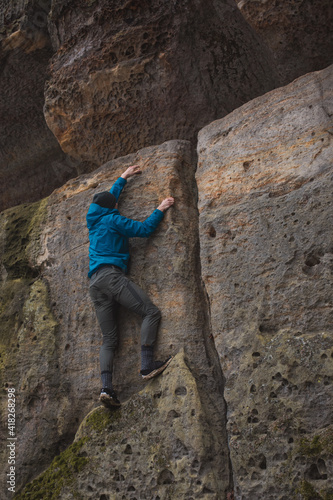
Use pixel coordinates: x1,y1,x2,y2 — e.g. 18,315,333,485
86,203,119,228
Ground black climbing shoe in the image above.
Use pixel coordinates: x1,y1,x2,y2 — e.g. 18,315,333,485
140,356,173,380
99,388,121,408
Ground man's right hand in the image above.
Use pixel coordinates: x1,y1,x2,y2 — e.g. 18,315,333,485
121,165,142,180
157,197,175,212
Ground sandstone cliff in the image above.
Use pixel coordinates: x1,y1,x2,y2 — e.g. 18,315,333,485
197,64,333,499
1,65,332,499
0,1,332,499
0,139,231,497
235,0,333,85
44,0,279,165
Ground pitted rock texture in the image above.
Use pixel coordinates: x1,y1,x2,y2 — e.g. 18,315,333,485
0,1,93,212
197,65,333,499
16,351,229,499
44,0,279,165
0,140,230,495
235,0,333,84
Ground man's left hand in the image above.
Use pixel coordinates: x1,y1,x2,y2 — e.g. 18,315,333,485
121,165,142,179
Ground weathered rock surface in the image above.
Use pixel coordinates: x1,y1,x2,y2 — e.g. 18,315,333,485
16,350,228,499
0,140,231,495
44,0,279,165
0,1,92,212
197,65,333,499
235,0,333,84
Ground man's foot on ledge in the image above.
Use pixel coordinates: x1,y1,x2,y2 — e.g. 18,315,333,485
99,388,121,408
140,356,173,380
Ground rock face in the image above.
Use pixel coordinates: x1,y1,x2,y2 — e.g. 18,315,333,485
235,0,333,84
0,140,231,495
44,0,279,165
0,0,86,212
197,65,333,499
16,351,228,499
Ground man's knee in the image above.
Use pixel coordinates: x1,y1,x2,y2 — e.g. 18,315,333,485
146,304,161,321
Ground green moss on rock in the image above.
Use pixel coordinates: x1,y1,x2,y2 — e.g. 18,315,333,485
14,438,89,500
298,429,333,457
0,198,50,385
84,405,121,434
1,198,47,279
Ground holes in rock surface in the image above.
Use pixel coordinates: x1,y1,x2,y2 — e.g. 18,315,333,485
100,495,109,500
173,439,189,460
127,485,136,491
252,352,260,358
258,455,267,470
208,226,216,238
175,386,187,396
202,486,215,494
125,46,135,57
109,52,118,64
124,444,132,455
250,384,256,394
321,353,328,359
288,437,294,443
192,459,199,470
157,469,175,485
168,409,180,419
273,453,288,461
304,253,321,267
153,391,162,399
305,462,327,480
141,43,151,54
65,344,70,350
259,323,278,334
243,160,253,171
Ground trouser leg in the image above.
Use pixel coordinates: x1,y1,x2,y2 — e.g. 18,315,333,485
89,285,118,377
115,278,161,347
89,267,162,379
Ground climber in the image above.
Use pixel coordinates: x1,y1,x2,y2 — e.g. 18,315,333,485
86,165,174,408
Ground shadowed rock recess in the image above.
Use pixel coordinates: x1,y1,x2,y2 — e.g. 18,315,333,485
0,0,86,212
197,65,333,499
235,0,333,85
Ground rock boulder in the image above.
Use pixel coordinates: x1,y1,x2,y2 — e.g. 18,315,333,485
44,0,279,165
197,64,333,499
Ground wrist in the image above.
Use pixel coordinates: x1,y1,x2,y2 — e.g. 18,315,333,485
121,174,128,180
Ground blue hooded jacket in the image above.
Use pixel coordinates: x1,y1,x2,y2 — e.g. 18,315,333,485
86,177,164,277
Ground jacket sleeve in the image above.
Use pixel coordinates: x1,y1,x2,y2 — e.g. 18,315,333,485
110,177,127,201
108,209,164,238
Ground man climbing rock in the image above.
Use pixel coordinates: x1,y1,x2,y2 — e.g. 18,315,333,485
87,165,174,408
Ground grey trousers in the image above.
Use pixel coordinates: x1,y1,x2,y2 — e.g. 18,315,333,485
89,265,161,373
